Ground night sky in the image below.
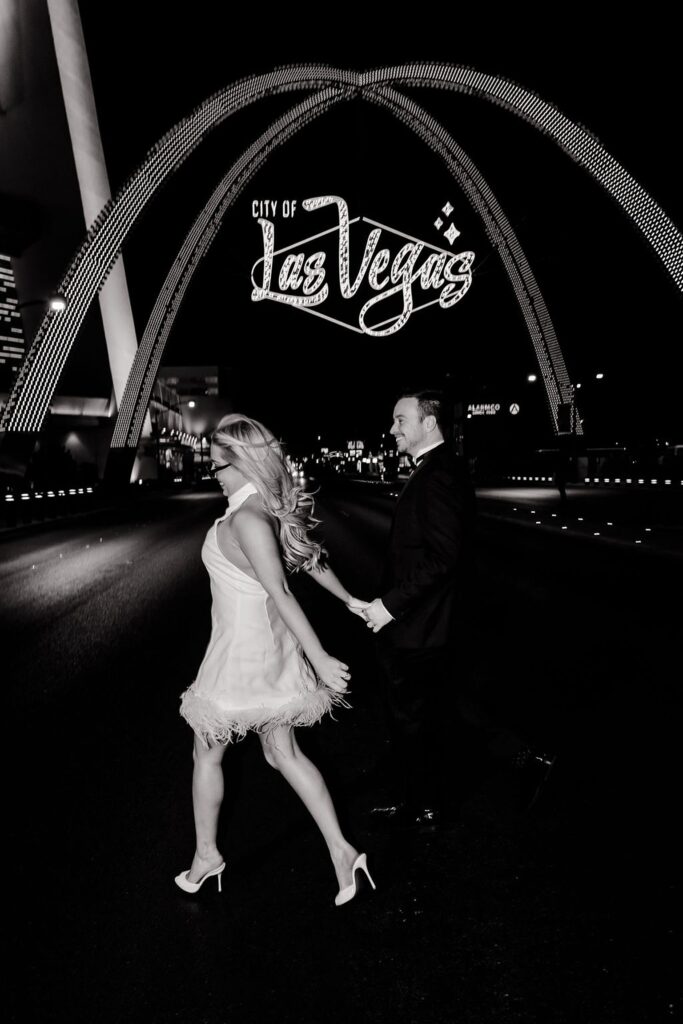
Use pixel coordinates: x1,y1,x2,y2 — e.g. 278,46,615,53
73,12,682,448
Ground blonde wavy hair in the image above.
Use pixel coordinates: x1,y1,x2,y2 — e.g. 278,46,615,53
211,413,326,572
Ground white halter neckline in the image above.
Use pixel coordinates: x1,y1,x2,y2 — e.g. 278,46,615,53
225,482,258,516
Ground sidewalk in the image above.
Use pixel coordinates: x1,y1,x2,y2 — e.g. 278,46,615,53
475,484,683,558
315,474,683,558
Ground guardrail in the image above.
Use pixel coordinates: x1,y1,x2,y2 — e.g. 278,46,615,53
2,486,98,529
505,475,681,488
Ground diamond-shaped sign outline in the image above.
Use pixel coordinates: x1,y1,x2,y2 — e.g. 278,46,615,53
251,213,471,335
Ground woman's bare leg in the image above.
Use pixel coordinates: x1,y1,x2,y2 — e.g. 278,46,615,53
261,726,358,888
187,734,226,882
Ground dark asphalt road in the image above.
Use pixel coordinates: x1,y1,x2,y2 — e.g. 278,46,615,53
4,485,680,1024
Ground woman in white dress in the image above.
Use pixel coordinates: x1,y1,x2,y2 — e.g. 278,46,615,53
177,414,374,906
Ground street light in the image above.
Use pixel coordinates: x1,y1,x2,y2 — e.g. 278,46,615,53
18,293,68,313
527,373,537,382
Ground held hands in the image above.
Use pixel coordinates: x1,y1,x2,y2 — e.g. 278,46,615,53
313,653,351,692
346,595,392,633
362,598,393,634
346,596,372,619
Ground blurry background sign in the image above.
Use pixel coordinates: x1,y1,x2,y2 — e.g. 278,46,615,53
468,403,501,416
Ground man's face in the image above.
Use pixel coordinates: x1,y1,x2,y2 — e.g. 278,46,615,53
390,397,428,457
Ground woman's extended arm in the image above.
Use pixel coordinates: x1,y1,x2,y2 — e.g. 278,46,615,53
305,563,369,619
232,507,350,690
305,562,351,602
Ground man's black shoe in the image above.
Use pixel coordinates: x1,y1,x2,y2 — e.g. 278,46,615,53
513,747,557,811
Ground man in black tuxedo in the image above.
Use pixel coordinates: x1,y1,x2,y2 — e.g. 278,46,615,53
363,388,476,827
363,389,554,828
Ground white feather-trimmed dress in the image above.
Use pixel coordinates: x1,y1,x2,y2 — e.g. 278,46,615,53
180,483,347,746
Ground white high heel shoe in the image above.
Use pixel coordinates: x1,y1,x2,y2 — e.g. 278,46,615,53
174,861,225,893
334,853,376,907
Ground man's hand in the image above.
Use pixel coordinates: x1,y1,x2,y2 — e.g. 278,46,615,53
364,598,394,633
347,596,371,619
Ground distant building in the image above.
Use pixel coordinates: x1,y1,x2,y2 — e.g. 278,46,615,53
129,366,233,483
0,254,26,393
156,366,233,439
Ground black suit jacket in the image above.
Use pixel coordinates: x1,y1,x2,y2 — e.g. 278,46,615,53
381,443,475,649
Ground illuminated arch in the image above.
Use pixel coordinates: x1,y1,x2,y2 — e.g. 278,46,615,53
3,63,680,434
111,88,348,449
4,68,354,434
369,85,576,434
114,83,578,450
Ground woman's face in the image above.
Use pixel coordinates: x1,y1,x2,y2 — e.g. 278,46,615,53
209,443,248,496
